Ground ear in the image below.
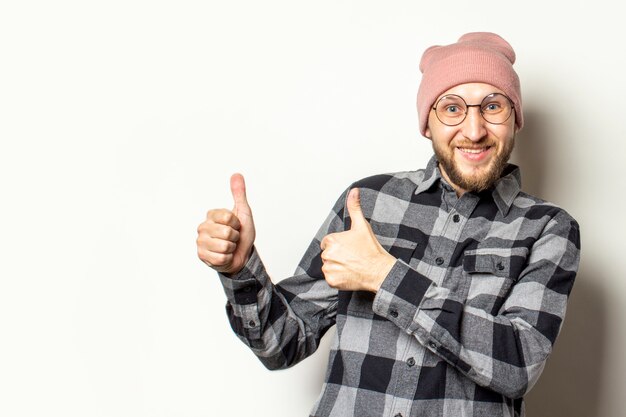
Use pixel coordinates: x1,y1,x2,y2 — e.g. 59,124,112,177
424,126,432,139
512,111,520,134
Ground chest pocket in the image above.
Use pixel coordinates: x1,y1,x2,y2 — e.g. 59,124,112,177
463,248,527,315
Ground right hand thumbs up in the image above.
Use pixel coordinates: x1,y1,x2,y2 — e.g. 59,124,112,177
197,173,256,275
231,173,253,227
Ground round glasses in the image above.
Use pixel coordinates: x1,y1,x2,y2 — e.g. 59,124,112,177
432,93,514,126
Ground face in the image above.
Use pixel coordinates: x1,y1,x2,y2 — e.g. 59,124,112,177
425,82,517,195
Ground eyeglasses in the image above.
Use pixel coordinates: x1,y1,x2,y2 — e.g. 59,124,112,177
431,93,514,126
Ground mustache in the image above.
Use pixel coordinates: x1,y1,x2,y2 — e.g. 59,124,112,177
454,133,516,149
454,141,496,148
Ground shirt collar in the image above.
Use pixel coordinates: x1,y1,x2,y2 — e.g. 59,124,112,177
491,164,522,216
414,155,522,216
413,156,441,195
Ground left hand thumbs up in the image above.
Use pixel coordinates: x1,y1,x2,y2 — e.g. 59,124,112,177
320,188,396,293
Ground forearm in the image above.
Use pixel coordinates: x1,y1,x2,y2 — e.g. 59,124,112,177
218,188,349,368
220,246,336,369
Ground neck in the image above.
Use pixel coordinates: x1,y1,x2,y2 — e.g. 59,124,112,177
438,164,466,197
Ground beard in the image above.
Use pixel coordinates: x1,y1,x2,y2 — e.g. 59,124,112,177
432,136,515,193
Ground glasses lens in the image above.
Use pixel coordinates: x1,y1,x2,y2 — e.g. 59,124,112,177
435,95,467,126
480,93,513,124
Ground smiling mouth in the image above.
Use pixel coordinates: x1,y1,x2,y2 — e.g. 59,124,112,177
458,146,492,154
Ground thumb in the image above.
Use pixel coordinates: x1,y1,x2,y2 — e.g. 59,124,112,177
230,173,251,217
347,188,368,230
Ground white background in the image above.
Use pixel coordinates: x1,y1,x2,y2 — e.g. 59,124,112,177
1,1,624,416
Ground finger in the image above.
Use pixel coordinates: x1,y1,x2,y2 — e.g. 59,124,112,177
206,209,241,230
230,173,250,216
203,223,241,242
204,237,237,254
346,188,368,229
201,250,234,267
320,233,337,251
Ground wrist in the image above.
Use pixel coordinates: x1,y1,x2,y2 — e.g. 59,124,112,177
370,253,396,293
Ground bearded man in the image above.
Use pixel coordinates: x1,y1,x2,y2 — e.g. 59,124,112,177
197,32,581,417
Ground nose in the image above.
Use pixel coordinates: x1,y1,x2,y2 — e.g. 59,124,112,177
462,106,488,141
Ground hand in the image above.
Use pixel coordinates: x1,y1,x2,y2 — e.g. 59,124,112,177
197,173,256,275
320,188,396,293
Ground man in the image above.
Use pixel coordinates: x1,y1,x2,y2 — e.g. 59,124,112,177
196,32,581,417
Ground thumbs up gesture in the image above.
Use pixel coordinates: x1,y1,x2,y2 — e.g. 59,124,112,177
320,188,396,293
197,173,256,275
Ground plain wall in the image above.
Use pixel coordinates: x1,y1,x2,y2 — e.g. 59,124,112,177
1,1,624,416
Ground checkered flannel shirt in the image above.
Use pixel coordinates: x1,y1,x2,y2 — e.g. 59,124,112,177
218,156,581,417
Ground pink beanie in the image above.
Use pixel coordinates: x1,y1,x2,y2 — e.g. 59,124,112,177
417,32,523,136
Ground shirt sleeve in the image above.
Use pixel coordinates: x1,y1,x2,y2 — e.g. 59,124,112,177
217,188,349,370
372,210,581,399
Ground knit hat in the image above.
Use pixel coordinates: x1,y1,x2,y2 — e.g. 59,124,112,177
417,32,523,136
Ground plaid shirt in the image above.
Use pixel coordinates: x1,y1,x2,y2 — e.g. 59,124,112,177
218,156,581,417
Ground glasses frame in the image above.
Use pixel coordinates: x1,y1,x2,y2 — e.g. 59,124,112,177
431,93,514,126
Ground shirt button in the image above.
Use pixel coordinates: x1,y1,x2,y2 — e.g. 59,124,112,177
407,357,416,367
248,320,256,327
390,310,398,318
243,286,253,292
428,341,437,349
497,262,505,271
453,214,460,223
435,257,444,266
394,414,403,417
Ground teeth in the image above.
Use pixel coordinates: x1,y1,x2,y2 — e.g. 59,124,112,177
459,147,487,154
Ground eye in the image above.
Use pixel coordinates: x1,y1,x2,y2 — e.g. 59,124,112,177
435,95,466,121
483,102,503,113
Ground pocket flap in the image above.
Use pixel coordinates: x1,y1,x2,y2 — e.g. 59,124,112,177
463,251,511,278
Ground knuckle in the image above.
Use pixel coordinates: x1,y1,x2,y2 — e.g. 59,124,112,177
219,210,234,224
228,228,240,242
221,227,234,240
210,225,231,241
206,208,232,224
220,239,236,253
206,208,220,220
210,252,230,266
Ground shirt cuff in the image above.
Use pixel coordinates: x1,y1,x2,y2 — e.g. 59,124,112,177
372,258,434,333
218,246,268,305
